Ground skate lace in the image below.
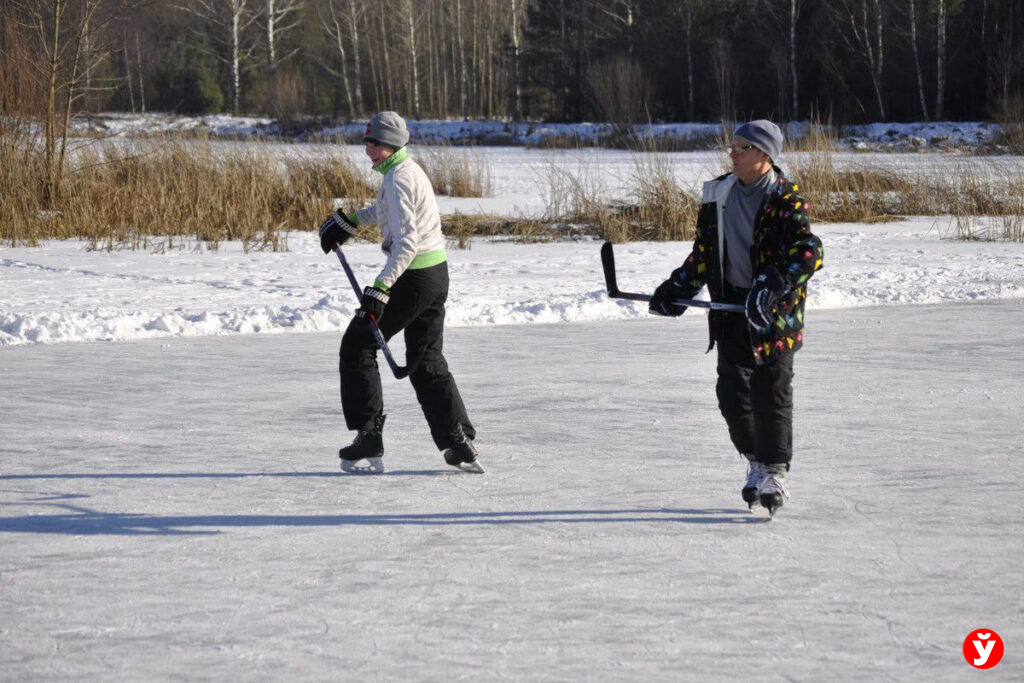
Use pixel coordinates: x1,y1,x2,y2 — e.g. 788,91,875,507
756,472,790,499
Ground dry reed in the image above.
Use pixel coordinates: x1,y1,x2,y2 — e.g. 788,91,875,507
1,136,375,250
416,143,492,198
4,124,1022,250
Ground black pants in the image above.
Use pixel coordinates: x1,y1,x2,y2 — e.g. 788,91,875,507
715,312,794,466
339,261,474,450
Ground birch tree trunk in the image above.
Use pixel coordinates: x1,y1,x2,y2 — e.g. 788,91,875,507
510,0,522,120
122,31,135,112
44,0,65,200
559,0,567,120
837,0,886,120
263,0,301,78
871,0,885,120
320,1,354,118
935,0,946,119
181,0,258,115
136,30,145,112
908,0,929,120
230,3,242,113
455,0,468,120
685,0,694,120
790,0,798,119
377,3,392,107
347,0,364,116
404,0,420,118
265,0,276,75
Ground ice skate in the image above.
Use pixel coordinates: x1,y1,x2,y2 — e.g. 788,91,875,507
741,459,764,509
756,463,789,516
442,424,484,473
339,415,385,474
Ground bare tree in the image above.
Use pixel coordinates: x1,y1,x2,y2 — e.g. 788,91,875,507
586,52,651,125
347,0,365,115
682,0,696,120
317,0,356,118
454,0,468,119
596,0,637,54
179,0,259,114
935,0,945,119
402,0,421,118
509,0,522,119
759,0,802,119
906,0,929,120
375,1,392,107
789,0,799,119
711,36,735,121
833,0,887,119
7,0,139,203
263,0,302,78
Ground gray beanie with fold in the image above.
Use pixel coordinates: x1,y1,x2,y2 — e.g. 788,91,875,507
364,111,410,149
733,119,783,160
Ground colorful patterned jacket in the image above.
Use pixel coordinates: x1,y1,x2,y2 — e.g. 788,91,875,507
668,167,824,362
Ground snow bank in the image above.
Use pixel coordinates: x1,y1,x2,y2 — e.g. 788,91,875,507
2,219,1023,346
70,113,1007,151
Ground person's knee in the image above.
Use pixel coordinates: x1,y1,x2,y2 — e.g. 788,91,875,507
340,326,376,366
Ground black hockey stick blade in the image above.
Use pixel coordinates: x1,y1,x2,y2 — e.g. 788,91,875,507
600,241,620,296
601,241,649,302
599,241,745,313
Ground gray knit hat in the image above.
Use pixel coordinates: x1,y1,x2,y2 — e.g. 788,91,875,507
364,111,409,149
733,119,783,160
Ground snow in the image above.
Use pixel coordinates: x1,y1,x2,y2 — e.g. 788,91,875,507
72,112,1007,151
2,139,1024,678
3,219,1023,346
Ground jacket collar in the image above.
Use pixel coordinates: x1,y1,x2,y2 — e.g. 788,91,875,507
373,147,407,175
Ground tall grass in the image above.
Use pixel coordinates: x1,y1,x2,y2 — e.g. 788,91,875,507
1,136,375,250
784,121,1024,232
417,143,492,198
4,123,1022,249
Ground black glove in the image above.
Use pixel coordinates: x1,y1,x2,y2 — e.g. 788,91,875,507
357,285,389,322
746,265,791,329
649,276,690,317
318,210,358,254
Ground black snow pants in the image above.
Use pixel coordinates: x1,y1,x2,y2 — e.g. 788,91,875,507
714,309,794,466
339,261,474,450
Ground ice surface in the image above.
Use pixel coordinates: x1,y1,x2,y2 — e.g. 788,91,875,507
2,302,1022,679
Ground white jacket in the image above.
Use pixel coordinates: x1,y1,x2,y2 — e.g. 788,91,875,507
355,154,446,289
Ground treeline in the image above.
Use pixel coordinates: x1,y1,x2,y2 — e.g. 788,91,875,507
2,0,1023,127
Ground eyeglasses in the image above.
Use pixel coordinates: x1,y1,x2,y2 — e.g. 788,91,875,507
727,144,757,155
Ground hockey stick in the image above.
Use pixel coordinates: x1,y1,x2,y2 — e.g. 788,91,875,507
333,247,410,380
600,241,745,313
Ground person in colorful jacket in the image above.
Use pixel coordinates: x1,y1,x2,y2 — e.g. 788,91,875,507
648,119,823,515
318,111,480,475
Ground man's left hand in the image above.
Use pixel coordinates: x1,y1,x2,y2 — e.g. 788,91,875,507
357,286,390,322
746,265,791,329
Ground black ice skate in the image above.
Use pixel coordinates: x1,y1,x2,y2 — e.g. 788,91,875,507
756,463,790,517
339,415,386,474
442,424,484,473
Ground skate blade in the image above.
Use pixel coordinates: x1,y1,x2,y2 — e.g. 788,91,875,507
340,456,384,474
454,460,485,474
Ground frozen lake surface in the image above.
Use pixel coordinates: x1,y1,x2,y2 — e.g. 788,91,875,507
2,301,1022,679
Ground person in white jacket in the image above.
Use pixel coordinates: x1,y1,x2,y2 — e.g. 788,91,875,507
318,111,480,474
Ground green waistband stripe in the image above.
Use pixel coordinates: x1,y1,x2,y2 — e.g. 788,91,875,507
408,249,447,269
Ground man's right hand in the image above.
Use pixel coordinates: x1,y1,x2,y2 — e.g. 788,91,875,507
649,277,689,317
318,210,358,253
